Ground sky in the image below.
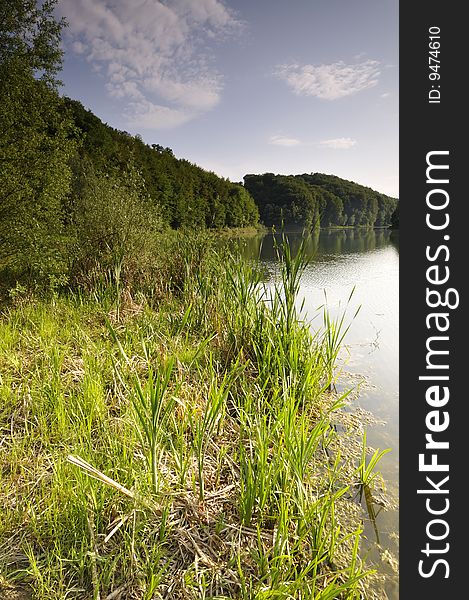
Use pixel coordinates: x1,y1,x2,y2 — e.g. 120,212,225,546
56,0,399,197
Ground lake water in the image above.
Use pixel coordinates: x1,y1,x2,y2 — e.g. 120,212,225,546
237,228,399,598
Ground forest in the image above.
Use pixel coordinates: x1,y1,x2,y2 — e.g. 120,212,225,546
65,98,260,231
0,0,261,293
0,0,398,294
244,172,398,229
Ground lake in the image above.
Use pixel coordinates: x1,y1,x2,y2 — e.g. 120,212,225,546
237,228,399,598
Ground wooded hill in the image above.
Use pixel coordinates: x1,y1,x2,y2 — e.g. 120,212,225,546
65,98,259,230
1,0,398,293
67,100,399,232
244,172,398,229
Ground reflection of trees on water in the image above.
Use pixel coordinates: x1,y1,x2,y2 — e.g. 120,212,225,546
389,230,399,254
235,229,399,263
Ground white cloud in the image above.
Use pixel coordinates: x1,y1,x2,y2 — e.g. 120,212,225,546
71,40,86,54
107,80,144,101
125,101,193,129
319,137,357,150
171,0,243,34
269,135,301,147
58,0,243,128
274,60,380,100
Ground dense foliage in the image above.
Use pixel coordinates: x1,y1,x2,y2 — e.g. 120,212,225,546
244,172,398,229
0,235,381,599
1,0,396,297
0,5,394,597
0,0,76,282
65,98,259,230
0,0,259,293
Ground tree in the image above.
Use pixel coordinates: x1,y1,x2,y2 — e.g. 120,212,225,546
68,161,164,282
0,0,76,283
390,204,399,229
246,172,398,229
244,174,317,229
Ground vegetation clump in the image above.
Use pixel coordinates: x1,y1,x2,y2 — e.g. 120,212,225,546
244,173,398,229
0,0,259,296
0,234,388,599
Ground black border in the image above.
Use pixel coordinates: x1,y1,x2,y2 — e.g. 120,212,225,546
400,2,465,595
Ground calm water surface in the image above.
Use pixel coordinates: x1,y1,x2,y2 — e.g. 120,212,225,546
238,229,399,598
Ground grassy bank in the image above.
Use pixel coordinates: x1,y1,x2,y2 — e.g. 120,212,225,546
0,234,381,599
211,225,268,238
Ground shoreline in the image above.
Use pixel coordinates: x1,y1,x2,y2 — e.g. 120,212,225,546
0,234,393,599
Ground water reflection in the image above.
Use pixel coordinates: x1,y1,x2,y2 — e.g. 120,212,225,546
235,228,398,262
389,229,400,253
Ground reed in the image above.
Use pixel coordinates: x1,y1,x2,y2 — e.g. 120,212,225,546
0,231,385,599
357,430,391,490
322,287,360,390
108,321,177,496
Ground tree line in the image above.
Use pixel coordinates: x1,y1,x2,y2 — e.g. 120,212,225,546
0,0,260,292
1,0,398,295
244,172,398,229
65,98,259,231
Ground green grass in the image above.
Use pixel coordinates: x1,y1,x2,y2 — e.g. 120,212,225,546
0,233,386,599
321,287,360,391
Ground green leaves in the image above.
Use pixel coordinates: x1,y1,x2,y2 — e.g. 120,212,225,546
244,172,398,229
357,431,391,489
0,1,76,286
321,286,360,390
0,0,65,85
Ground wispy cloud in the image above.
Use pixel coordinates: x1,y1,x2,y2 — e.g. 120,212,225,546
274,60,380,100
269,135,301,147
269,135,357,150
126,101,194,129
58,0,243,128
319,137,357,150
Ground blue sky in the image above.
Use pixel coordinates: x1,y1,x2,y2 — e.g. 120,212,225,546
56,0,398,197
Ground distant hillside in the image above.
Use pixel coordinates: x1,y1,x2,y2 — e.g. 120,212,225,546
65,98,259,229
65,100,398,232
244,172,398,229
